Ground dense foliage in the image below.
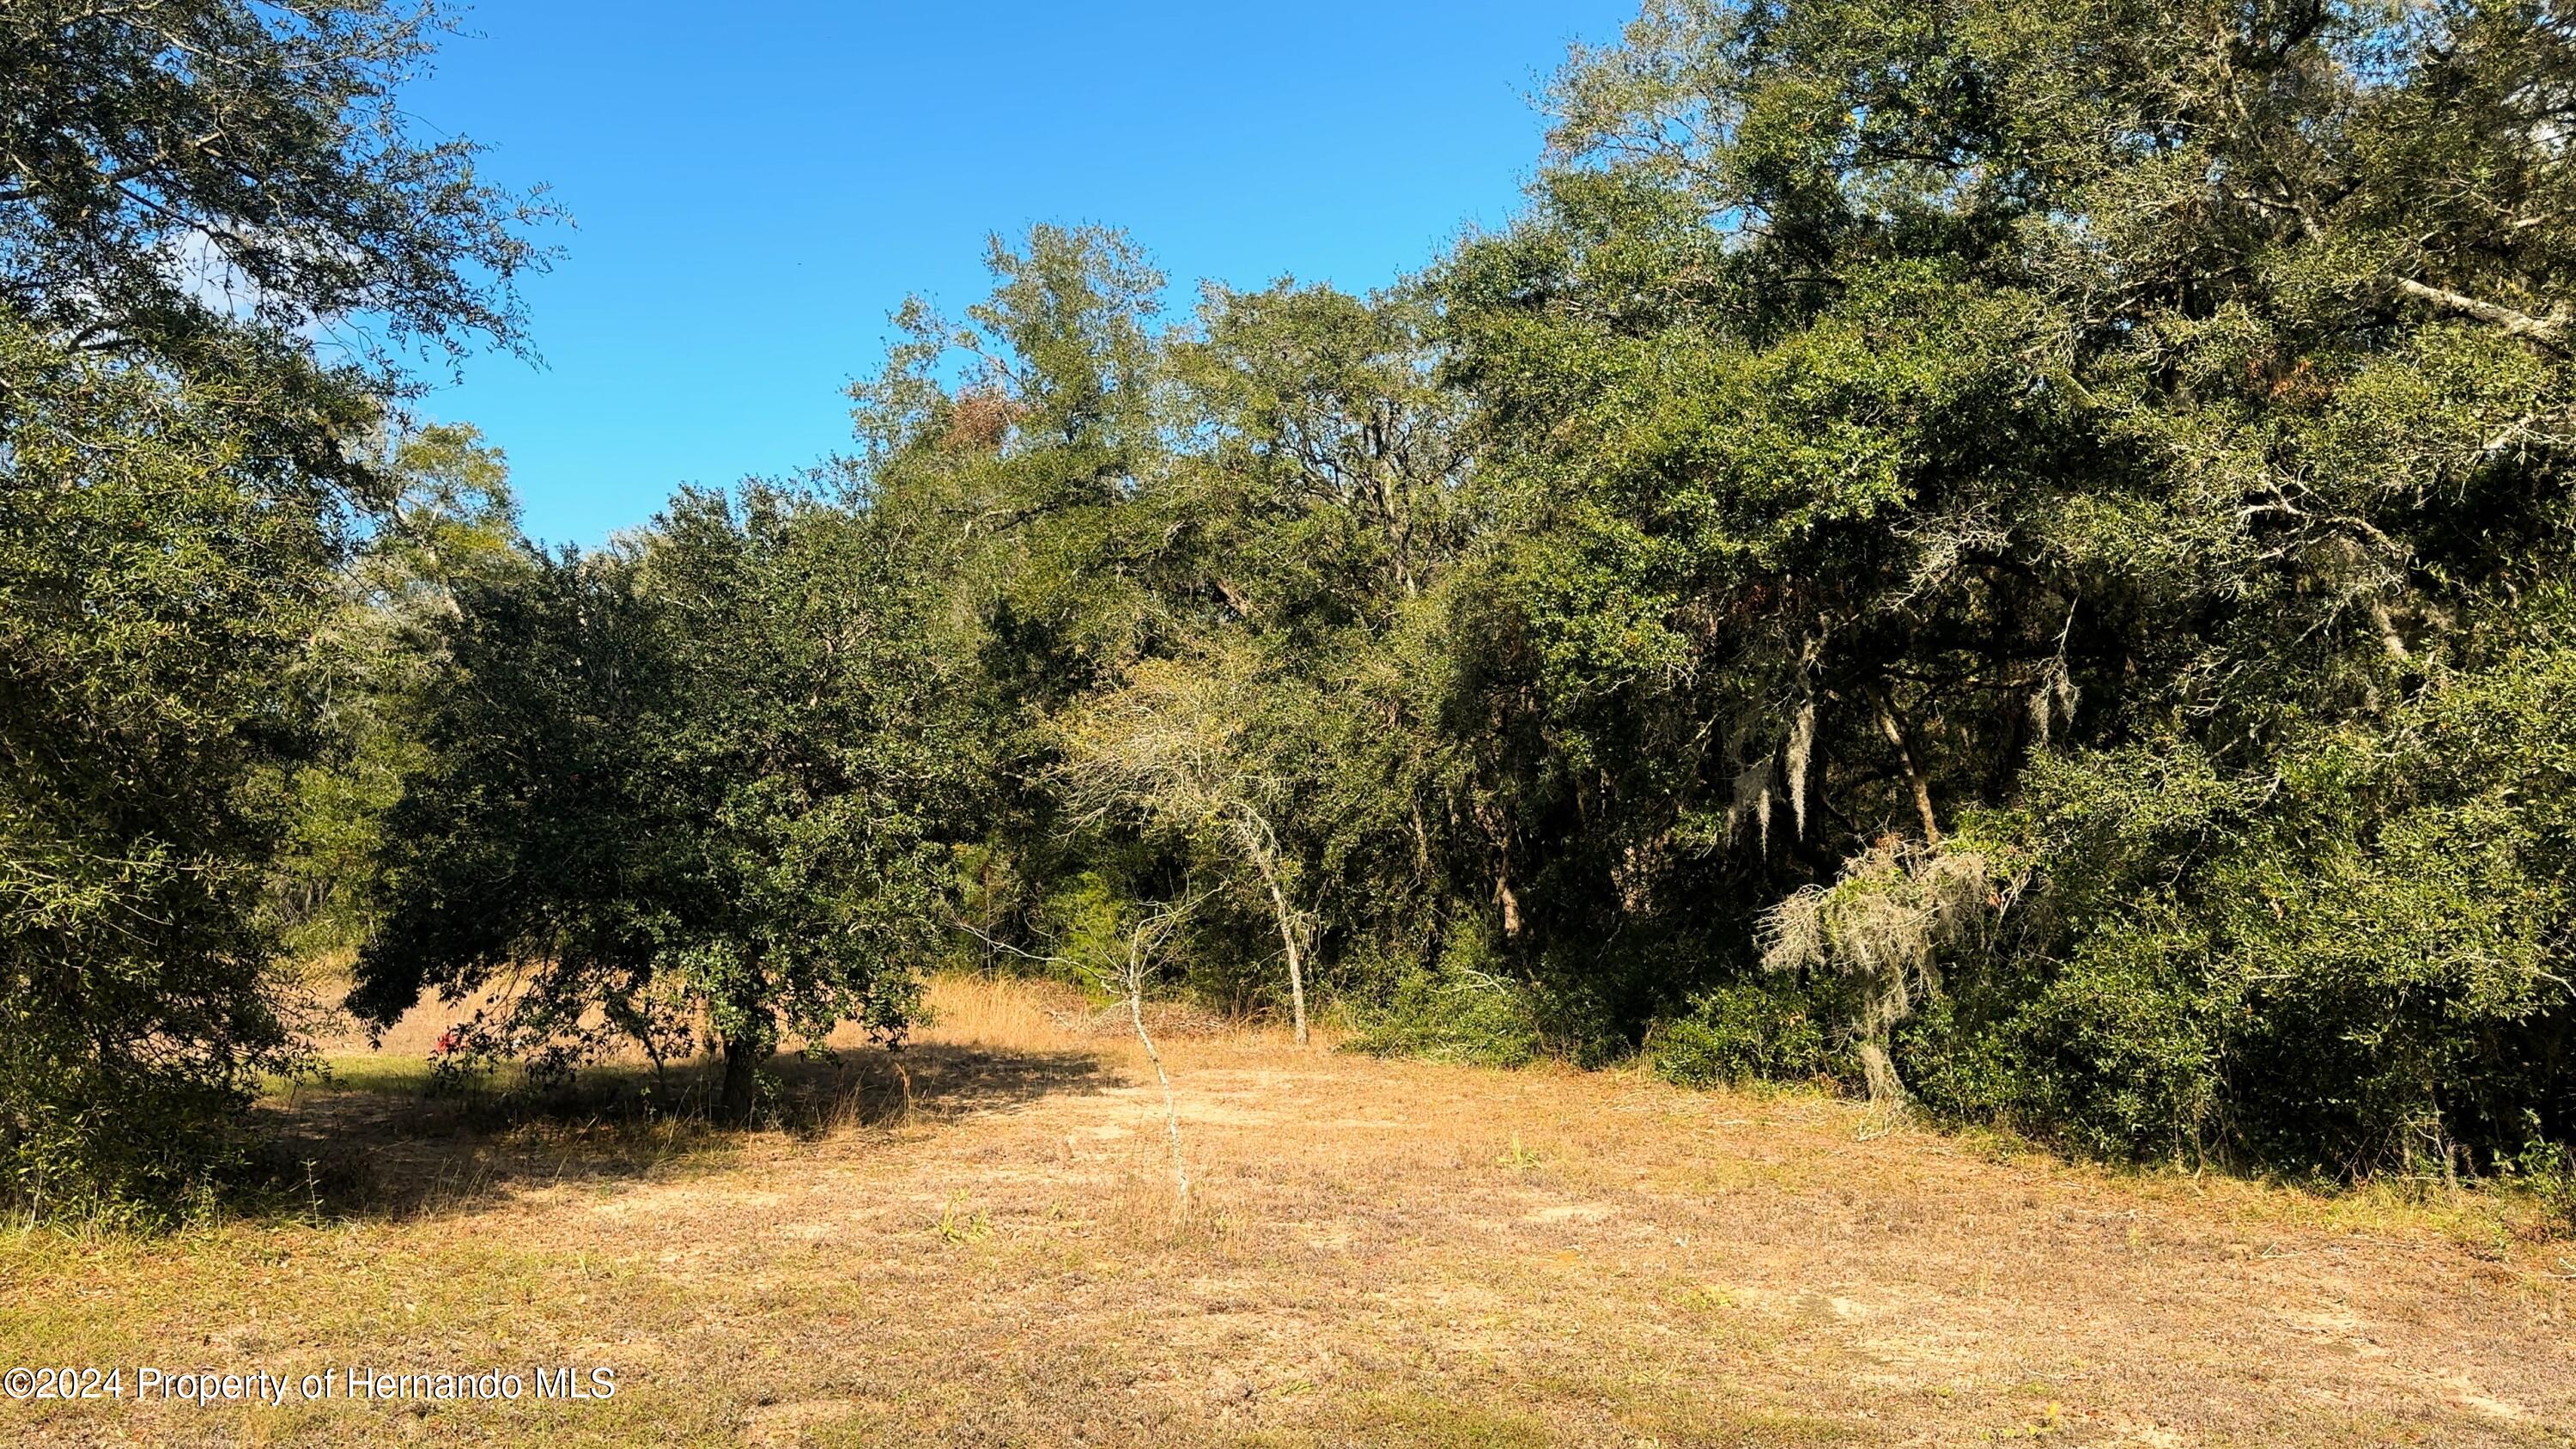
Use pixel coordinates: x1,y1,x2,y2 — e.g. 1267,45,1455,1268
0,317,344,1211
821,0,2576,1178
0,0,544,1213
354,487,985,1117
1461,0,2576,1174
9,0,2574,1212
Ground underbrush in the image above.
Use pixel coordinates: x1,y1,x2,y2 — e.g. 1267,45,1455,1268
1643,981,1840,1091
2510,1138,2576,1239
1340,964,1546,1068
1347,967,2576,1245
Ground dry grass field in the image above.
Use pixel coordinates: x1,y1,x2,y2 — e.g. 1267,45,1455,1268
2,973,2571,1447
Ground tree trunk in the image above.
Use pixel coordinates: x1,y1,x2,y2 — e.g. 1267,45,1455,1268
719,1037,762,1122
1242,817,1311,1047
1856,1040,1909,1106
1264,873,1310,1046
1125,927,1190,1214
1870,686,1941,845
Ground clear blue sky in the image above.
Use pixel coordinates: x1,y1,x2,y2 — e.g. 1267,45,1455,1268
411,2,1639,546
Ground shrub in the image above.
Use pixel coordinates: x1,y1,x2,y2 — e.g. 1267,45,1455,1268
1344,926,1546,1068
1649,981,1834,1090
2515,1137,2576,1239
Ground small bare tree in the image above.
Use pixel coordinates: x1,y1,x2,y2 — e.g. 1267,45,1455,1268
1055,651,1319,1044
958,890,1207,1215
1113,894,1205,1214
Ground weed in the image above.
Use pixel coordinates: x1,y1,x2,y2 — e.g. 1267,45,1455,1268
933,1195,992,1245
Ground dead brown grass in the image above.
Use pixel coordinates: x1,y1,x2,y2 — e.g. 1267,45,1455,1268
2,972,2570,1447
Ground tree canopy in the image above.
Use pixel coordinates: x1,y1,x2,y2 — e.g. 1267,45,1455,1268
1,0,549,1211
355,486,987,1117
8,0,2575,1214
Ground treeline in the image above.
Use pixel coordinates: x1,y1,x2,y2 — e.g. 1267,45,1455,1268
8,0,2576,1216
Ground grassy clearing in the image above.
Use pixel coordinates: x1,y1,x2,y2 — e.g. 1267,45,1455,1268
1,973,2571,1446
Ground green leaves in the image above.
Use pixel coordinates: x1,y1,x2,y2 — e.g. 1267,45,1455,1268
1405,0,2576,1172
0,316,339,1212
0,0,558,379
357,487,981,1106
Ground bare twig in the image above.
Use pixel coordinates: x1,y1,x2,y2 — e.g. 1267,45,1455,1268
1116,892,1212,1215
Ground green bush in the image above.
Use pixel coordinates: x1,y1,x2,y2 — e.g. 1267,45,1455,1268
1889,629,2576,1172
2513,1137,2576,1239
1899,912,2232,1165
1648,982,1833,1090
1344,926,1546,1068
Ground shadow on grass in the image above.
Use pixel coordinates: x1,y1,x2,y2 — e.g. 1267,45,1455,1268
252,1041,1114,1224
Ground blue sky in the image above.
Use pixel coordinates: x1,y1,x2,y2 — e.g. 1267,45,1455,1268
411,2,1639,546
